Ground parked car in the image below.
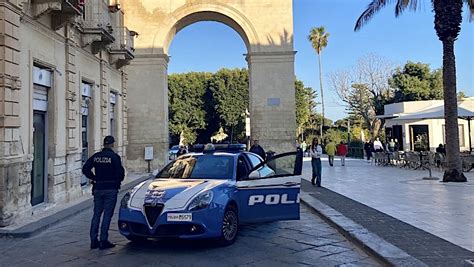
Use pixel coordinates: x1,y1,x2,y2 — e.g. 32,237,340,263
118,144,303,245
168,145,179,160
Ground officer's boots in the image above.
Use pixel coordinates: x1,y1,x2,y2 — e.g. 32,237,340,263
99,240,116,250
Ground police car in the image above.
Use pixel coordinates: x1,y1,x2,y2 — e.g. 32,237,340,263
118,144,302,245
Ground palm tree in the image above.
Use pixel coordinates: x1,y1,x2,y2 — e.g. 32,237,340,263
308,27,329,140
355,0,473,182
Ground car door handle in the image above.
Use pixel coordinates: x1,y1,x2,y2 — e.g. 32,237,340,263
283,182,299,187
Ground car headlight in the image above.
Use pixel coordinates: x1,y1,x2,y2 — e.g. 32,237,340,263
121,191,131,208
187,191,214,211
120,181,148,209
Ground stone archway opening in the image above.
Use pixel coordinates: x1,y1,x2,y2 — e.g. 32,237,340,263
166,19,249,147
123,1,296,172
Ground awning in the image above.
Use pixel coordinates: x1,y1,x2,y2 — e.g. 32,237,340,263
376,114,399,119
393,105,474,121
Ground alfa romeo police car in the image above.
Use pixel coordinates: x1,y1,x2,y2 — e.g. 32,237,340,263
118,144,302,245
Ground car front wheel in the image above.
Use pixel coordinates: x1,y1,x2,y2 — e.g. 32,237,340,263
219,206,239,246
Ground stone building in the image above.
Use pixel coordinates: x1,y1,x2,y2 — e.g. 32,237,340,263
0,0,135,226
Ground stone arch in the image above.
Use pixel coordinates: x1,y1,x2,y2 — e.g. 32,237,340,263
124,1,296,172
156,3,261,55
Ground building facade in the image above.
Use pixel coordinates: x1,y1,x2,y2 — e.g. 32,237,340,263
0,0,135,226
382,99,473,152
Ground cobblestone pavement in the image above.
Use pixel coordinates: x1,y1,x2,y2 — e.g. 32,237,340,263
0,198,379,266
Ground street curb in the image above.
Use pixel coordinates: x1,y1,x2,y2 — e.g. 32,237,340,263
0,175,151,238
300,192,427,267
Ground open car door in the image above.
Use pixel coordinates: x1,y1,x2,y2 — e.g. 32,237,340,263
236,151,303,223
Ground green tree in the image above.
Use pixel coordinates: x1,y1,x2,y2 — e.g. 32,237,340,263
168,72,211,145
457,91,468,99
308,26,329,139
355,0,472,182
295,80,316,139
209,68,249,142
389,62,443,102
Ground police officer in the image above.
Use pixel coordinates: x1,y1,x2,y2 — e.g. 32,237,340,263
82,136,125,250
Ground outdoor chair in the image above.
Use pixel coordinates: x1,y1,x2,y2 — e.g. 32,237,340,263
433,153,445,171
405,152,421,169
461,155,474,172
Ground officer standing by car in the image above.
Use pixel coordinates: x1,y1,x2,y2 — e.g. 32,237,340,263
249,139,266,160
82,136,125,250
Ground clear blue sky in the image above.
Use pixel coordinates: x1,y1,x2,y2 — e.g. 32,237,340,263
168,0,473,122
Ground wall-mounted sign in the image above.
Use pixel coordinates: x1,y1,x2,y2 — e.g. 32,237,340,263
110,92,117,104
81,82,92,97
267,98,281,107
144,146,154,161
33,66,52,87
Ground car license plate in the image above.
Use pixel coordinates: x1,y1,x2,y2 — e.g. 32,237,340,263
167,213,192,222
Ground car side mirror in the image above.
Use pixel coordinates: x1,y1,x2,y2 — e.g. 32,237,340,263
248,170,260,179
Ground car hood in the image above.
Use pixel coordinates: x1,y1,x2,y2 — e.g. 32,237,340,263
129,178,228,210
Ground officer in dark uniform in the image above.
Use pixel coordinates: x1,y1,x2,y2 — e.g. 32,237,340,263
82,136,125,250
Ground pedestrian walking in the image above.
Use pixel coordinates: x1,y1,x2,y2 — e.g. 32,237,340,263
82,136,125,250
310,138,323,187
373,138,384,152
337,141,348,166
325,140,336,167
364,140,373,162
249,139,266,160
301,141,307,157
394,139,400,151
388,139,395,152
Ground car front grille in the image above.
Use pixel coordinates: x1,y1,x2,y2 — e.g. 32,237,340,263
144,203,164,227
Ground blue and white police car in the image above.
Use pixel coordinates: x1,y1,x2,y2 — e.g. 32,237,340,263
118,144,302,245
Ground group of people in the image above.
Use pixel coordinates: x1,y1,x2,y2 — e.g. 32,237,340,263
304,138,348,187
363,137,401,162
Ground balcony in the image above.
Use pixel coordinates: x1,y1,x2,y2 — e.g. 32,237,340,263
33,0,85,30
109,27,137,69
81,0,115,54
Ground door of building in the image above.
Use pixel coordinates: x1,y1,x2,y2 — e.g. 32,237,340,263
392,125,403,151
31,111,46,206
410,125,429,151
31,66,51,206
81,82,92,186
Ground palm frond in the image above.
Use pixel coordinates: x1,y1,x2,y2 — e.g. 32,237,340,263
466,0,474,21
355,0,393,31
395,0,419,16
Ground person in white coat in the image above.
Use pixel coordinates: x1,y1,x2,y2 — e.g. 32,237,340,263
310,138,323,187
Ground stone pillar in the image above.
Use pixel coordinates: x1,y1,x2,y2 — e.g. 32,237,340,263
0,1,29,226
64,37,82,201
100,59,109,140
126,54,169,172
247,51,297,153
120,71,128,160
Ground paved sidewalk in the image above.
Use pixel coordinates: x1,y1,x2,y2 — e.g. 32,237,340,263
301,181,474,266
302,156,474,252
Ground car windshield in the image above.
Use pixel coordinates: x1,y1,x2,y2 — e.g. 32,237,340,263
157,154,234,180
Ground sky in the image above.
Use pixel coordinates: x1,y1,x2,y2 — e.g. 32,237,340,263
168,0,474,122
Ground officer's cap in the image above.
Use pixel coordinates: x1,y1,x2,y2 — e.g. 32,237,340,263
104,135,115,145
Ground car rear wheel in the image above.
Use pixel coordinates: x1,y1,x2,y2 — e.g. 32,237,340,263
219,206,239,246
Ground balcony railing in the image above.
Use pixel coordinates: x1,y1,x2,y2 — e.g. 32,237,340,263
81,0,115,53
109,27,136,69
33,0,85,29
